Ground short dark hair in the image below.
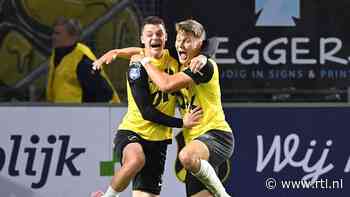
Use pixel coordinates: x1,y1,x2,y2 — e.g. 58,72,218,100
141,16,166,32
54,16,82,38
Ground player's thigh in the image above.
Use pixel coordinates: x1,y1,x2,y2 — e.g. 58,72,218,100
113,130,145,165
122,142,145,166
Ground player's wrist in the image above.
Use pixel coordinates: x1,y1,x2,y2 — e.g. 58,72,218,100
180,119,184,128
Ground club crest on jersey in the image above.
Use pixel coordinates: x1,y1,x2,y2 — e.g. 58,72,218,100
129,66,141,80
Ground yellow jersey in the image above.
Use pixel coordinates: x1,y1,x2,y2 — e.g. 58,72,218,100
118,50,179,141
178,58,232,144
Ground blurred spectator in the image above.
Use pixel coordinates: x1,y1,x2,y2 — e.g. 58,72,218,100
46,17,120,103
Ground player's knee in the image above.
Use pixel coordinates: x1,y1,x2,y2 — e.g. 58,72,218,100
179,149,196,170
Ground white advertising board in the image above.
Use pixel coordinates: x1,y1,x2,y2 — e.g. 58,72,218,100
0,106,185,197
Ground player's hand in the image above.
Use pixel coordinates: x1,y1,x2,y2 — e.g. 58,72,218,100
189,55,207,75
90,190,104,197
92,49,119,70
183,106,203,128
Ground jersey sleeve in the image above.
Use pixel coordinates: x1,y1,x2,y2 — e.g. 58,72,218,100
182,60,214,84
128,62,183,128
76,55,113,102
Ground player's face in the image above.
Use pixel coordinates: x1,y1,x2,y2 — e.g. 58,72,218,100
141,24,167,58
175,31,202,65
52,24,73,48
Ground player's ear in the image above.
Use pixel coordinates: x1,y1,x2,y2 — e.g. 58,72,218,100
195,39,202,50
140,36,145,44
164,32,168,42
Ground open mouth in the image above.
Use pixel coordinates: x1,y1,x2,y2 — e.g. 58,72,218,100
178,51,188,60
150,43,161,48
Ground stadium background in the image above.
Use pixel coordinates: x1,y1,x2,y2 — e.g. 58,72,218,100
0,0,350,197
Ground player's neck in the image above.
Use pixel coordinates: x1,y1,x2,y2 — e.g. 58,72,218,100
144,49,163,59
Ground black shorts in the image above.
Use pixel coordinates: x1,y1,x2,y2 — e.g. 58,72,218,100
185,130,234,196
113,130,169,195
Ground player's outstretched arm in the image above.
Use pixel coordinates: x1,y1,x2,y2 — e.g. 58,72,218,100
92,47,143,70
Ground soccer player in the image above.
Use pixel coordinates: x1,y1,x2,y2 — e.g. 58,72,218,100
91,16,202,197
135,19,234,197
